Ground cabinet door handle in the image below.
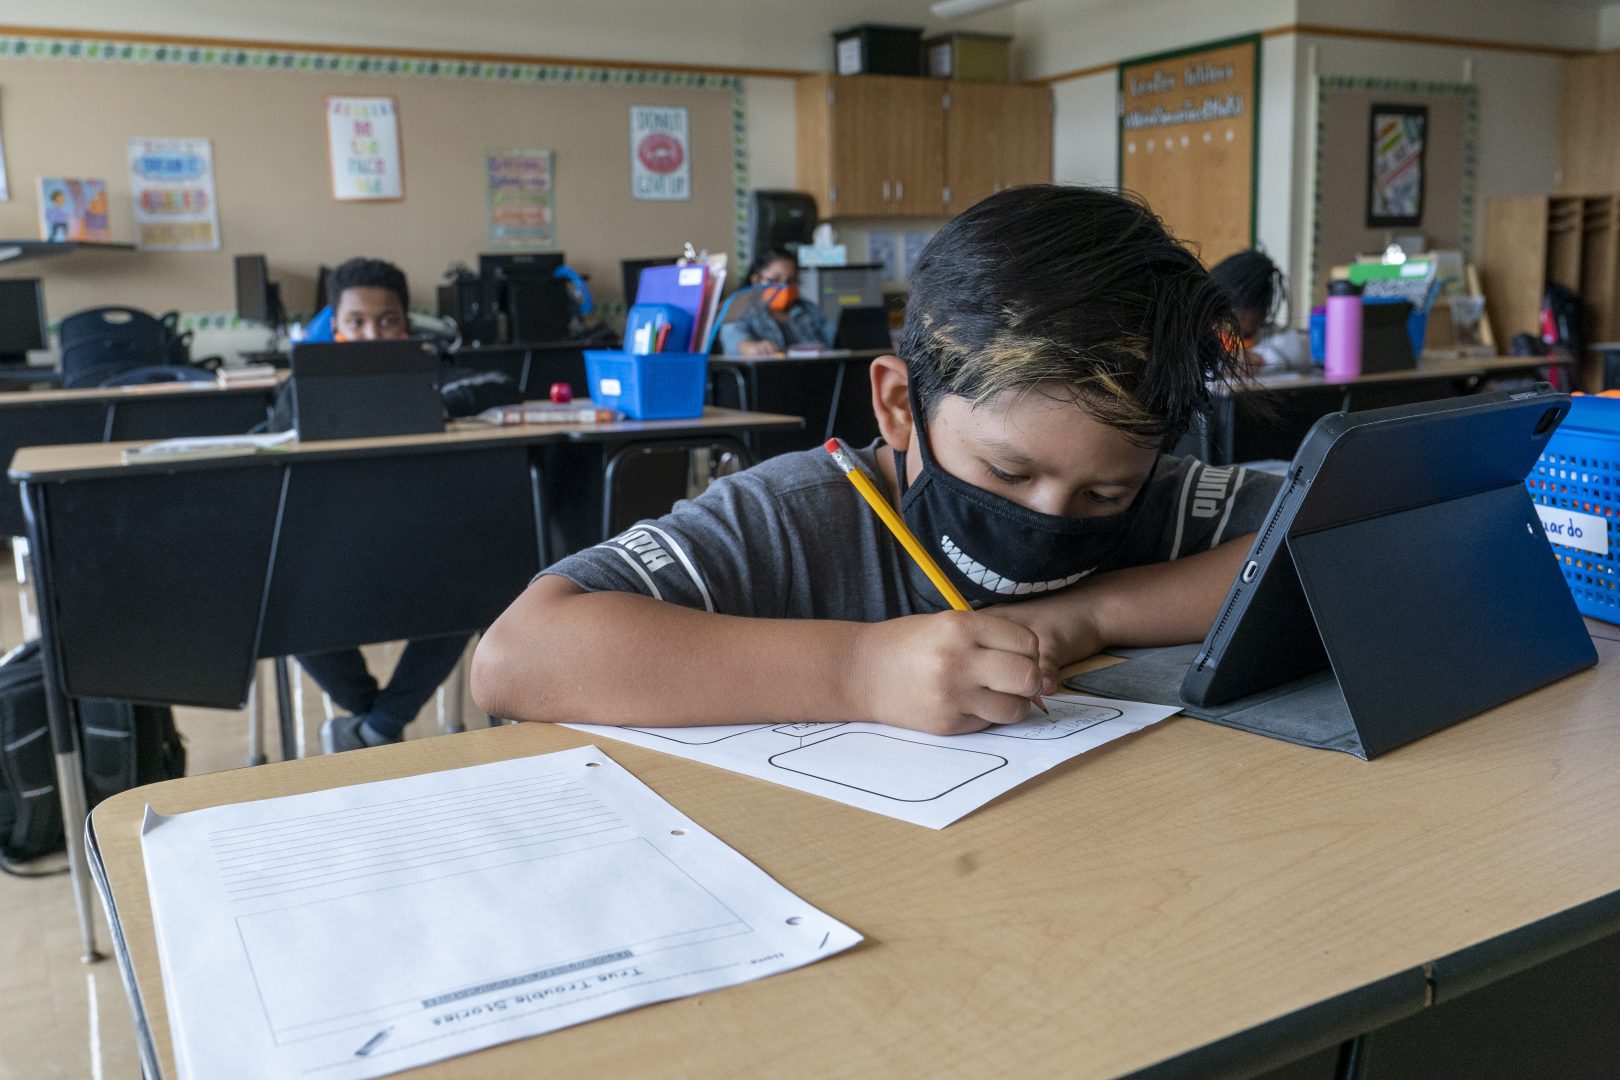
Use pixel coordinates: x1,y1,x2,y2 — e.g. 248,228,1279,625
882,179,892,202
895,179,904,202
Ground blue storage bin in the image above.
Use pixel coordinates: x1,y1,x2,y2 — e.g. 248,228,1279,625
584,349,708,420
1527,393,1620,624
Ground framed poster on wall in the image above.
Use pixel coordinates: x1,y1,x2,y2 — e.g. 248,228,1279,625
325,96,403,201
1366,104,1427,228
1117,34,1259,267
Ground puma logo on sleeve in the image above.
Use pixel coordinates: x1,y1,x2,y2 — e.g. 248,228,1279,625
1169,463,1250,558
601,525,715,612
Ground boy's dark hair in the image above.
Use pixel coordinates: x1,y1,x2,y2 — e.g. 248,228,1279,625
331,257,409,311
898,185,1244,447
1211,249,1286,325
747,247,799,281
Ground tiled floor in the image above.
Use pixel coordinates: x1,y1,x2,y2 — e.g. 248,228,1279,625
0,556,482,1079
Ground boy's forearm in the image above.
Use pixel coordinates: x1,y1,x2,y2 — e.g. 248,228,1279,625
1078,535,1252,648
473,583,869,727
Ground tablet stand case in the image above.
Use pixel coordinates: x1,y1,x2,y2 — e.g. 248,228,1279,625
1066,482,1598,759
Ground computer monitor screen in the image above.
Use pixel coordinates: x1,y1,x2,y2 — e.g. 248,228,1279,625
750,190,818,257
314,264,334,314
621,257,680,306
479,252,565,282
235,254,274,324
0,278,47,363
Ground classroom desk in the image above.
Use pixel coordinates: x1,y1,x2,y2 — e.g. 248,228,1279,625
10,407,801,963
1193,355,1581,464
87,633,1620,1079
0,378,278,536
709,349,886,457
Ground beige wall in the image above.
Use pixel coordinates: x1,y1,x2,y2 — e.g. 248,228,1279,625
0,0,1015,74
0,56,741,319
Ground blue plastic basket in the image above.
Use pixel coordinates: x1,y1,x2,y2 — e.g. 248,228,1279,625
583,350,708,420
1527,394,1620,624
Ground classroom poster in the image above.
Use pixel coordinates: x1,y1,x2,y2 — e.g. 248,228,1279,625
486,147,555,247
36,178,109,241
1118,35,1258,266
1367,104,1427,227
127,137,221,251
630,105,690,201
325,96,403,201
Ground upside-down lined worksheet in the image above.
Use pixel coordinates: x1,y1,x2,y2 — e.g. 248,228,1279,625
140,746,860,1080
568,693,1180,829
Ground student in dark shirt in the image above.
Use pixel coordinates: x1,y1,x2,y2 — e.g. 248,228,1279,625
292,257,472,753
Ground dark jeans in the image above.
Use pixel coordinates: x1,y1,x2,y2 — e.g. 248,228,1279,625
296,634,472,739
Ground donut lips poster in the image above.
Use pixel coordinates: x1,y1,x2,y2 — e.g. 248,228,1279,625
630,106,690,201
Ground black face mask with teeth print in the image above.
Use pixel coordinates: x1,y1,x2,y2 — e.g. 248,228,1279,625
893,385,1153,609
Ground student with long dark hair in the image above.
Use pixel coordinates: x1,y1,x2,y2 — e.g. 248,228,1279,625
1210,249,1310,373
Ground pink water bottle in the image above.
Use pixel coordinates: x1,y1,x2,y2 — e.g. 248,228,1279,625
1324,280,1363,380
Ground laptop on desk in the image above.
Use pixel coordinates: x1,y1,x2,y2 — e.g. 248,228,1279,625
289,340,444,441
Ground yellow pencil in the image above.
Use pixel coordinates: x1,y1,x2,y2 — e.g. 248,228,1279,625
824,438,1047,714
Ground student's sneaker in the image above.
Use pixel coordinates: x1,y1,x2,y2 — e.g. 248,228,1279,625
319,713,402,754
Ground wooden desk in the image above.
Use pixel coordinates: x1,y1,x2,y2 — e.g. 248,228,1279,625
709,349,887,457
0,378,277,535
1194,356,1581,465
89,636,1620,1078
11,407,801,962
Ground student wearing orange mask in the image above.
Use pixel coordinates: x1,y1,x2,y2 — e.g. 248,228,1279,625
717,248,834,357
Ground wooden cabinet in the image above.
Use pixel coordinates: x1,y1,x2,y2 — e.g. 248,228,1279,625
796,75,945,218
796,75,1051,220
944,82,1053,213
1483,193,1620,390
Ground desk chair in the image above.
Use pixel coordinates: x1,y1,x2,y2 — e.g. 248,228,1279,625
1199,384,1351,465
601,436,754,539
97,365,215,387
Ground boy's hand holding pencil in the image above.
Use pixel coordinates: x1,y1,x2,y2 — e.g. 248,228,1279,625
850,610,1048,736
826,438,1050,733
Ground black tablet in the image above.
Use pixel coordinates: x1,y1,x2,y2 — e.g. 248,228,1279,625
1181,385,1580,709
290,339,444,441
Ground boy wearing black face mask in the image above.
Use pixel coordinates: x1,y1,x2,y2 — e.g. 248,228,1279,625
473,185,1280,736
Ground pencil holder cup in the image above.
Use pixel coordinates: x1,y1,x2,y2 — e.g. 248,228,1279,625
584,350,708,420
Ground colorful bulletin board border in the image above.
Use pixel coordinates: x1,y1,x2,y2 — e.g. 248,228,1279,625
1311,76,1477,297
0,29,752,264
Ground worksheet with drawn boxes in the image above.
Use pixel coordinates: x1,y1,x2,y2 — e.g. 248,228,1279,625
569,693,1180,829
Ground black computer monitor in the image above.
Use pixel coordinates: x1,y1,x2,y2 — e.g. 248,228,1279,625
314,264,335,314
234,254,284,328
0,278,47,366
750,190,817,257
479,252,565,284
621,257,680,306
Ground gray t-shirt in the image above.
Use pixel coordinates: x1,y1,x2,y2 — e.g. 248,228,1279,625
543,443,1282,621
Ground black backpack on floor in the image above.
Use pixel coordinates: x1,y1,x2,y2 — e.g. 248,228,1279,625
0,641,185,866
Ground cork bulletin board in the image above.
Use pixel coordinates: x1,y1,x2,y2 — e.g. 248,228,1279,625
1118,34,1259,268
